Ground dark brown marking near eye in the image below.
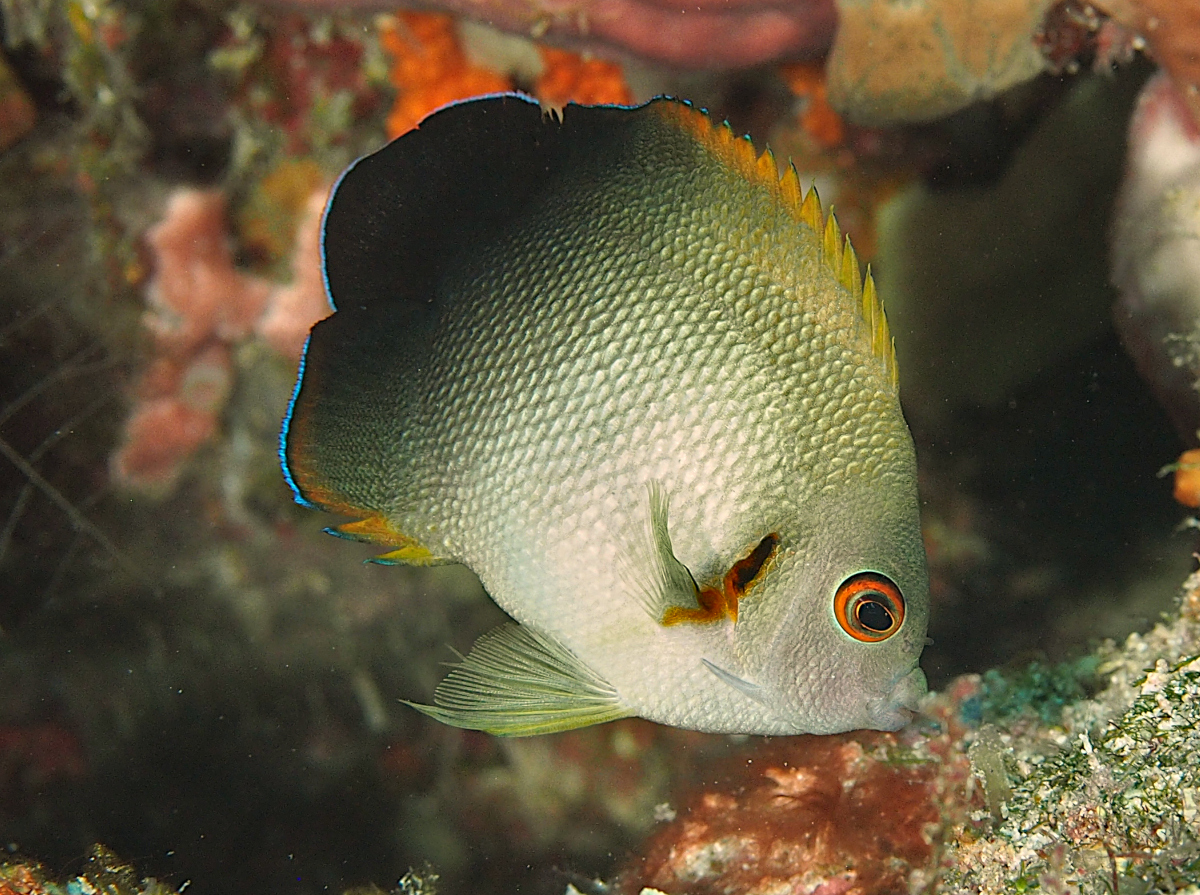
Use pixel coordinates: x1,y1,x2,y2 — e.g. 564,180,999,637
728,533,780,594
661,533,780,626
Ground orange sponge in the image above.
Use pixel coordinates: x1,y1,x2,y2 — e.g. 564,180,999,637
380,13,512,139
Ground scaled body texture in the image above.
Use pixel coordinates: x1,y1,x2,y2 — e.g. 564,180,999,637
282,94,929,736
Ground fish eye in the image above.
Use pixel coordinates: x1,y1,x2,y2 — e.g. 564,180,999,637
833,572,905,642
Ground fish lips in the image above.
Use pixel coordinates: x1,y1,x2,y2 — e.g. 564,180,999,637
865,664,928,731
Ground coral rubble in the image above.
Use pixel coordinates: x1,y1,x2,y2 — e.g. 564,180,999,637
0,846,175,895
943,574,1200,893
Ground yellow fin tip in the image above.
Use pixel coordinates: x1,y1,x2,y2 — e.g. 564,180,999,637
655,99,897,385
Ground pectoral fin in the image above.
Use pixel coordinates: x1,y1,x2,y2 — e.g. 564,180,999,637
404,623,633,736
625,482,779,627
622,481,706,622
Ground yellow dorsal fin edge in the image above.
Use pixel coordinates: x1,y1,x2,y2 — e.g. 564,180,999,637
654,100,898,387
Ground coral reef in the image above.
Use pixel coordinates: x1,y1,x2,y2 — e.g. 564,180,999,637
613,732,960,894
1100,0,1200,126
379,13,633,138
0,845,441,895
534,47,632,109
605,571,1200,894
942,574,1200,893
0,846,176,895
777,61,846,151
379,13,512,139
213,10,386,163
1,1,1197,894
824,0,1199,130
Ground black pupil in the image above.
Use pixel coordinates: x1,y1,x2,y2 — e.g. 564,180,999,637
856,597,894,632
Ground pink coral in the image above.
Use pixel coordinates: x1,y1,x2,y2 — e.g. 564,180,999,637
143,189,273,355
281,0,836,69
614,678,985,895
616,733,944,895
257,186,334,360
112,186,330,491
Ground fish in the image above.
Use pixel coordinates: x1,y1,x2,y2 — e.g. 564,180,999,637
281,94,929,737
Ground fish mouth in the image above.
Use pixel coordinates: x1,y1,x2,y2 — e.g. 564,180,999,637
866,665,928,731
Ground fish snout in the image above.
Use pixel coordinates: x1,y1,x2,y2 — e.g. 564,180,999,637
865,665,927,731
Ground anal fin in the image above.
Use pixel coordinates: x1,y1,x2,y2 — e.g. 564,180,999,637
403,623,633,736
326,514,449,566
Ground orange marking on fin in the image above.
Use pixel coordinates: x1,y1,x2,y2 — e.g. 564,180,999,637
660,533,780,627
780,163,803,210
662,585,737,626
756,147,778,182
331,514,439,564
653,101,776,196
293,474,366,520
799,184,823,232
333,514,409,546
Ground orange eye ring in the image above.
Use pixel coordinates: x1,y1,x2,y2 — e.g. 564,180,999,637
834,572,905,642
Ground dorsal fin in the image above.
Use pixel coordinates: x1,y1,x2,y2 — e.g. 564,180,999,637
322,93,645,313
652,101,898,387
321,93,896,377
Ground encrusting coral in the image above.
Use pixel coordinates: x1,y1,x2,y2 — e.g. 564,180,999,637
111,185,330,491
825,0,1200,128
379,13,633,139
827,0,1056,125
613,733,959,894
379,13,513,140
534,46,632,109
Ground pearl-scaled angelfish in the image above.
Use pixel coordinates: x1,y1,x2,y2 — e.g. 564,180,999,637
281,94,929,736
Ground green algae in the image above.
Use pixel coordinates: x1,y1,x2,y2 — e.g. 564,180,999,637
946,629,1200,893
980,656,1101,725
